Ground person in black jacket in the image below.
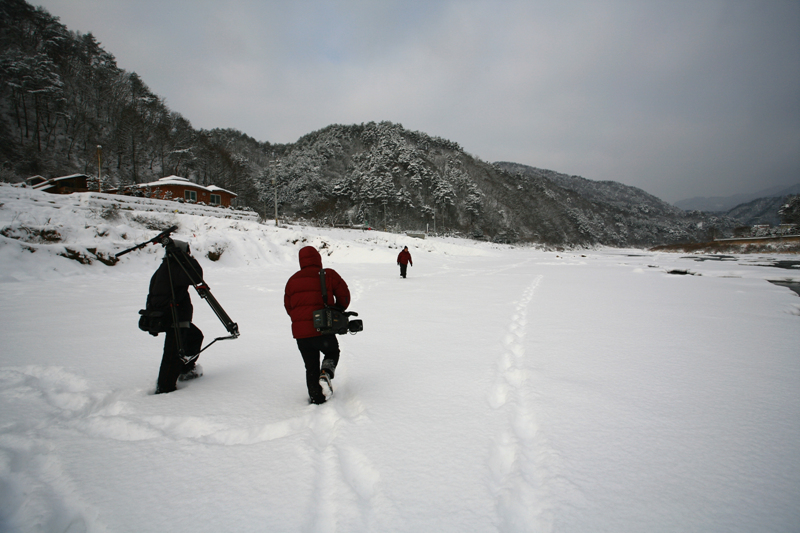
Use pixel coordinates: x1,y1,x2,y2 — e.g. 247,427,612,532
145,240,204,394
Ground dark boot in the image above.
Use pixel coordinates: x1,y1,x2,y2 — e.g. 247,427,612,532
309,393,326,405
320,358,337,380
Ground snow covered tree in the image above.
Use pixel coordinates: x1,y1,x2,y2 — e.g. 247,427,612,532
779,195,800,225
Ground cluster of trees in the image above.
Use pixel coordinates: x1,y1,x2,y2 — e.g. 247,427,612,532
261,122,488,232
779,196,800,225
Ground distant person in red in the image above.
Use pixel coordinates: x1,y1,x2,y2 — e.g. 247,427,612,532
284,246,350,404
397,246,413,278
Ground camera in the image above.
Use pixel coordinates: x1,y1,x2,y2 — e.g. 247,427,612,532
343,310,363,334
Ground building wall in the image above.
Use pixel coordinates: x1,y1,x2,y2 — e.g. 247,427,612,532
147,185,235,207
39,176,89,194
31,175,237,208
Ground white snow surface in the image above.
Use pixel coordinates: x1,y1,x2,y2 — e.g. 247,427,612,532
1,184,799,532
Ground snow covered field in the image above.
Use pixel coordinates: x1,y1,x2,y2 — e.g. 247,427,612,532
1,183,799,532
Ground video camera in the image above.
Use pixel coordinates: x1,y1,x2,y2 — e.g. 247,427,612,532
313,308,363,336
345,312,363,334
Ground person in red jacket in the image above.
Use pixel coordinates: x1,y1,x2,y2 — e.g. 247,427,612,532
397,246,413,278
284,246,351,404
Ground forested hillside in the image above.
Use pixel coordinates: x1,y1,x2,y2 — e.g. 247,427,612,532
725,196,791,227
494,162,736,245
0,0,736,246
0,0,262,206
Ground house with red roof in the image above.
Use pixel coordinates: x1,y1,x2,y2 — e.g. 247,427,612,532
25,174,238,208
135,176,237,207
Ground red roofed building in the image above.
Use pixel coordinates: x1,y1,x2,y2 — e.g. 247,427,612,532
25,174,238,208
137,176,237,207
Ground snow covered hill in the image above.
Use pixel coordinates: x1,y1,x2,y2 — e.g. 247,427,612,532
674,183,800,213
494,161,738,245
723,195,793,227
1,184,799,532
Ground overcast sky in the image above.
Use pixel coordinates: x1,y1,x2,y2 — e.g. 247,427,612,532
35,0,800,203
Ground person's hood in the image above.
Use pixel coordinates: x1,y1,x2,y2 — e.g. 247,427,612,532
298,246,322,269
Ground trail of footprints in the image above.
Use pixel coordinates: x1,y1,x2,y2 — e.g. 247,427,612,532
0,364,394,532
487,275,555,532
304,389,397,533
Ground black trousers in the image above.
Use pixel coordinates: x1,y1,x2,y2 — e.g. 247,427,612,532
399,263,408,278
157,324,203,394
296,335,339,398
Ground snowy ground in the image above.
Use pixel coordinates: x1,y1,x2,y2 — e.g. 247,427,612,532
1,183,799,532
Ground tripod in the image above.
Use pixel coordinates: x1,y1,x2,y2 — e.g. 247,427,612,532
117,226,240,363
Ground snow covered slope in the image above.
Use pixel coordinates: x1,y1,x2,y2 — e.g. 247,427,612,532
1,184,799,532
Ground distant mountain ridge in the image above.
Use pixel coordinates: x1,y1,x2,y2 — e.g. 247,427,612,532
491,162,735,245
674,183,800,212
723,195,794,227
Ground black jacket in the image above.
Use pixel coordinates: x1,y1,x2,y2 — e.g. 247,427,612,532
146,253,202,323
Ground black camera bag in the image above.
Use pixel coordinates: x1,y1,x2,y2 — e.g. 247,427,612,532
313,269,362,335
138,309,170,336
312,307,350,335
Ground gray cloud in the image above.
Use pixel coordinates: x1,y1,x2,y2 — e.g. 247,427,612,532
36,0,800,203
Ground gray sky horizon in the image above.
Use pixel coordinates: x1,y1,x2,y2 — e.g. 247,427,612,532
34,0,800,203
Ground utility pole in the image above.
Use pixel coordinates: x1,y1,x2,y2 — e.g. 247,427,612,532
273,177,278,226
96,145,102,192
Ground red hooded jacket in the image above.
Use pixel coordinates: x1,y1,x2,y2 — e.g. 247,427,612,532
284,246,350,339
397,249,412,266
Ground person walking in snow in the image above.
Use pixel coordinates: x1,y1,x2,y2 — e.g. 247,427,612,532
145,240,204,394
397,246,413,278
284,246,351,404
